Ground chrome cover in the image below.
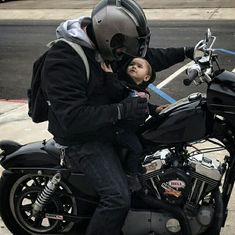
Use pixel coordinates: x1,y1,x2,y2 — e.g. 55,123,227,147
188,153,222,181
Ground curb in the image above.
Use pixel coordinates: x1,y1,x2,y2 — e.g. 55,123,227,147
0,99,27,103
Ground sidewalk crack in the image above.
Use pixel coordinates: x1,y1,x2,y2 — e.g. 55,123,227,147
209,8,219,20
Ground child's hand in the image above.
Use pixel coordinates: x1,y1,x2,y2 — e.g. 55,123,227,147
156,104,169,113
136,92,150,100
101,62,113,73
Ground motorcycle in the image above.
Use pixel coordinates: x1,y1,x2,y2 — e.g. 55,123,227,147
0,29,235,235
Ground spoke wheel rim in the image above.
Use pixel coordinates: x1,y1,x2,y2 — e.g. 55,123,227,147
9,174,77,234
15,186,60,233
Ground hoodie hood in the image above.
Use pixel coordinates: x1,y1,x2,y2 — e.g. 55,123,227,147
56,17,95,49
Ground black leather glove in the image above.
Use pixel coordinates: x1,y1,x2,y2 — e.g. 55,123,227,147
184,47,194,60
117,97,148,121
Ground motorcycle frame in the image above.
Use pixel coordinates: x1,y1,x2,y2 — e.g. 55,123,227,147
210,116,235,226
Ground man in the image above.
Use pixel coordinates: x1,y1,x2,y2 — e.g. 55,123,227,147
42,1,150,235
42,0,195,234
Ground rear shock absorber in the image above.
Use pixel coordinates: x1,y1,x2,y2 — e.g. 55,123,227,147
32,173,61,216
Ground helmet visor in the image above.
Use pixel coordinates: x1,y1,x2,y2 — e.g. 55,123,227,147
111,33,150,59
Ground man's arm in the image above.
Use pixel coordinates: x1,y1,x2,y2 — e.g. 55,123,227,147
115,47,193,73
145,47,190,72
43,42,119,135
104,72,128,102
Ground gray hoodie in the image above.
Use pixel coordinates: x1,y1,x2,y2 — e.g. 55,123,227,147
56,17,94,49
56,17,104,62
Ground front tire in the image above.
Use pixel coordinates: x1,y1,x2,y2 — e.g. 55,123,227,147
0,170,77,234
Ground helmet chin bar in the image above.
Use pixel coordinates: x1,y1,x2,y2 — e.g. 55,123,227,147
111,48,125,61
139,43,148,57
138,33,151,57
110,44,147,61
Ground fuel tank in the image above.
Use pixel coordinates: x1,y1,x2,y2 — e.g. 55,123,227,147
142,93,209,144
207,69,235,122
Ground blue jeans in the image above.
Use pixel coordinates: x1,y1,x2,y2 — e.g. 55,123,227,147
66,141,130,235
116,128,143,175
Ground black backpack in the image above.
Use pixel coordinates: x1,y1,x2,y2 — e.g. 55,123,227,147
28,38,90,123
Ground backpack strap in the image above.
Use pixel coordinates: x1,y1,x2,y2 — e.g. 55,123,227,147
47,38,90,81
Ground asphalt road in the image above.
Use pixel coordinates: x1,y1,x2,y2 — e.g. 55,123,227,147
0,20,235,104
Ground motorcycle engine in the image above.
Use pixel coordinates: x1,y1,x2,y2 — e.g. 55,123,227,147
142,149,223,205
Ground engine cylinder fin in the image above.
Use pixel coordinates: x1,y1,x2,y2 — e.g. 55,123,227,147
141,170,162,180
190,171,219,187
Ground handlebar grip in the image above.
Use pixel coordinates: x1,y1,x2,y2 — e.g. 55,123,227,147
183,69,198,86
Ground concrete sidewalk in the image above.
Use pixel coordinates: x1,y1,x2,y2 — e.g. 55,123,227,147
0,100,51,143
0,0,235,9
0,0,235,20
0,8,235,21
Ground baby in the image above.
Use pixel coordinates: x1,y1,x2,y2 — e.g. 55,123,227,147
101,57,167,191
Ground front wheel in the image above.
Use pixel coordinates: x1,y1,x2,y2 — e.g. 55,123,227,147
0,170,77,234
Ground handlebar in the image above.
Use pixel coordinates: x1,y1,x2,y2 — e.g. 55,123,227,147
183,70,198,86
183,29,216,87
183,64,201,86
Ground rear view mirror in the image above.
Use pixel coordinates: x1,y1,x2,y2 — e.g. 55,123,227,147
205,28,212,43
193,40,205,61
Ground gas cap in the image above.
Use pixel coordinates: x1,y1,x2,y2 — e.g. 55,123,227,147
188,92,202,101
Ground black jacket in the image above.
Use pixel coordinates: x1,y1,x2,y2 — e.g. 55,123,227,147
42,41,118,145
104,72,157,117
104,72,155,132
42,41,186,145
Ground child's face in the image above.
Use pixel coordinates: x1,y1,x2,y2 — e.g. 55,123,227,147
126,58,151,85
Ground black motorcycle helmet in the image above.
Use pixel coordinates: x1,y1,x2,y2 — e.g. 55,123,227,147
91,0,150,61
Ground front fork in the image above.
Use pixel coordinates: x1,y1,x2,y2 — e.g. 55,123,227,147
221,152,235,226
211,117,235,226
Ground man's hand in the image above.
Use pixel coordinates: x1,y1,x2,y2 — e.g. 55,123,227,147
117,97,148,121
101,62,113,73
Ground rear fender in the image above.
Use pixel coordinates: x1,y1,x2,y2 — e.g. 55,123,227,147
0,140,97,197
0,140,21,156
0,140,60,169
